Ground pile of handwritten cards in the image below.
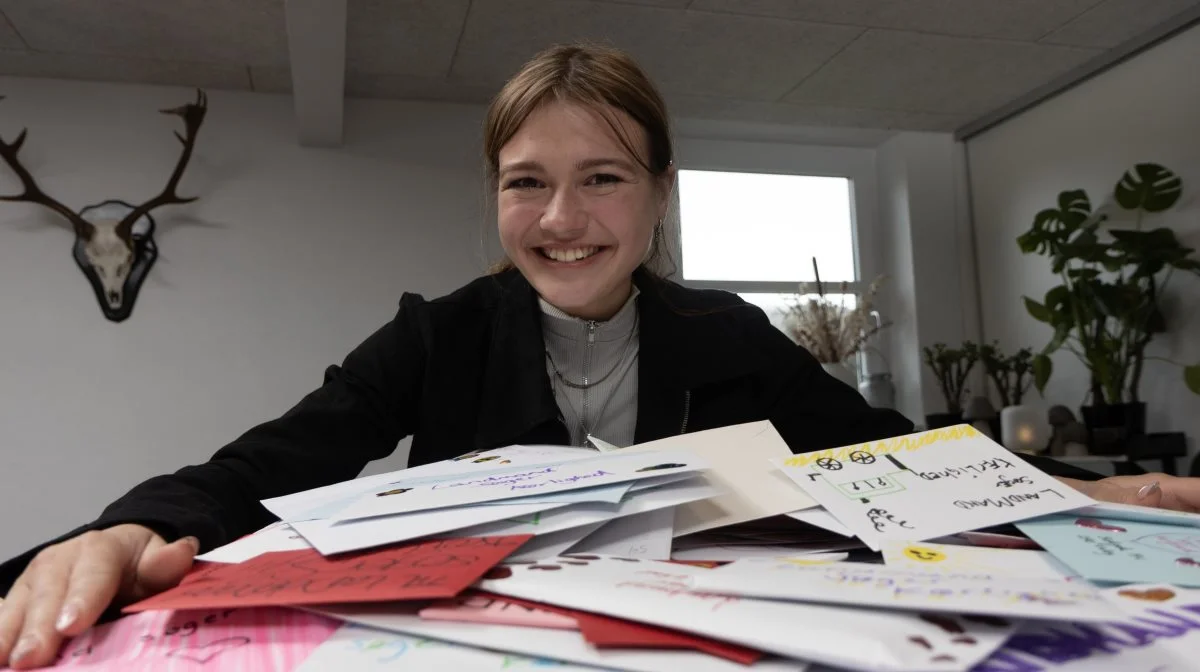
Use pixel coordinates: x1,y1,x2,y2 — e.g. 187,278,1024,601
48,422,1200,671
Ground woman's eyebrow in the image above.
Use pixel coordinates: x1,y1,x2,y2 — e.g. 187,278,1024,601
498,157,637,178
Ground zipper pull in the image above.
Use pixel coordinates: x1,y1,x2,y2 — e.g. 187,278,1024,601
587,320,596,344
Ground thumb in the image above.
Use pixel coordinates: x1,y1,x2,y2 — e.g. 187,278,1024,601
132,536,199,597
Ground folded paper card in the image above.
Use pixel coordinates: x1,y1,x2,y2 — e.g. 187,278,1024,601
312,601,809,672
449,476,717,540
473,590,762,664
1017,513,1200,587
295,622,600,672
880,540,1079,581
474,554,1017,672
331,451,707,522
972,583,1200,672
262,444,601,522
418,593,578,630
124,536,530,612
290,500,568,556
687,558,1116,622
51,606,339,670
617,421,818,536
771,424,1093,550
195,521,312,564
566,508,675,560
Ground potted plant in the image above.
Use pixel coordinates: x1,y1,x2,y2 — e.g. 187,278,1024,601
783,259,888,390
980,342,1043,449
979,342,1035,408
1019,163,1200,453
921,341,980,428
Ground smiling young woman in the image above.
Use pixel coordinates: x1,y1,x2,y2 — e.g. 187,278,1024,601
0,41,1183,671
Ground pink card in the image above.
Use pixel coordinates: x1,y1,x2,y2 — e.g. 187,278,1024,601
418,594,578,630
50,606,340,670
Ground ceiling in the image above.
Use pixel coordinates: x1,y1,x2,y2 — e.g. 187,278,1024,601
0,0,1197,145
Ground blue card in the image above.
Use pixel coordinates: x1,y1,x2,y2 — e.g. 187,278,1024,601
1017,513,1200,587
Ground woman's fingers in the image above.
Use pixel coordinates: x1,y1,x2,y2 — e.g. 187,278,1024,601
53,535,129,638
4,546,73,669
126,536,199,603
0,578,30,667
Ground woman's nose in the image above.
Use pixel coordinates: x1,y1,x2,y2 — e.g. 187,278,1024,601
540,188,587,237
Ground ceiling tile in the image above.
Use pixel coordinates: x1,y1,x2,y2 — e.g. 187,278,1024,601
253,65,497,104
784,29,1102,115
0,49,252,90
1039,0,1200,47
0,0,289,65
346,0,471,77
690,0,1105,40
0,10,24,49
450,0,862,101
589,0,691,7
668,93,970,132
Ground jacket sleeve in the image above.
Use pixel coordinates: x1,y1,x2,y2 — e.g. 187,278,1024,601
754,313,1103,481
0,293,429,595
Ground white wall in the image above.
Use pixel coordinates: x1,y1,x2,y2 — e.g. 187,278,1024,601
967,23,1200,458
0,77,495,561
875,132,982,423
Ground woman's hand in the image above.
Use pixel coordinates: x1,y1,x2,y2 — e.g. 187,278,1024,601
1059,473,1200,512
0,524,199,669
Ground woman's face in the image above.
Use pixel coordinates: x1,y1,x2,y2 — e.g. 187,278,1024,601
496,100,671,320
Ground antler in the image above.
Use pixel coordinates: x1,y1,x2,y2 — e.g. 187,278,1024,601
116,89,208,237
0,95,95,239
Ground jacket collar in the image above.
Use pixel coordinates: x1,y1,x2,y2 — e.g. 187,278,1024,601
474,268,769,450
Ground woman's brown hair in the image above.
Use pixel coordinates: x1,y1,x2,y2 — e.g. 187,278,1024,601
482,42,676,275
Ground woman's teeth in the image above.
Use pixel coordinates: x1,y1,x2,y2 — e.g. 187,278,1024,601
542,246,599,262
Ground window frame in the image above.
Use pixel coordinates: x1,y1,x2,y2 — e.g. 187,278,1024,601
668,137,881,299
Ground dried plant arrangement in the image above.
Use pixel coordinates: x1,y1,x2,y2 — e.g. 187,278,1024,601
782,258,889,364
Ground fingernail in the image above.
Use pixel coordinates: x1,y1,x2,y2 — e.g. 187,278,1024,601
10,635,38,664
56,602,79,632
181,536,200,553
1138,481,1161,499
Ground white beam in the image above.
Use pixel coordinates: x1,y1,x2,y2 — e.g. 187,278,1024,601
284,0,347,147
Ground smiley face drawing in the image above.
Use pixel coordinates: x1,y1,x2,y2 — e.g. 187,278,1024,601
636,463,687,473
375,487,412,497
903,545,947,563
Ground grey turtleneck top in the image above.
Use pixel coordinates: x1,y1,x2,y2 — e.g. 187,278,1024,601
539,287,640,448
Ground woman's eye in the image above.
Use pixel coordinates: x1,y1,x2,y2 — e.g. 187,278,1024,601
505,177,541,190
587,173,622,186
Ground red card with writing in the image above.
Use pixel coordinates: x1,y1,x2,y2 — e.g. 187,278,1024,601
123,535,531,613
472,591,763,665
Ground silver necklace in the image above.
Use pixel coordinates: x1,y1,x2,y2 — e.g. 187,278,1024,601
544,314,638,389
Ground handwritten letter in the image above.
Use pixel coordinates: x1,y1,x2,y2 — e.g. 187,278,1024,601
771,425,1093,549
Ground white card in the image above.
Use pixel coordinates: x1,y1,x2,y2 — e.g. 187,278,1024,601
503,522,609,563
332,451,708,522
786,508,855,537
453,476,719,538
309,602,810,672
290,500,570,556
296,622,602,671
616,421,818,536
476,555,1016,671
262,444,600,522
672,547,851,562
972,583,1200,671
881,540,1081,581
567,508,675,559
195,521,312,563
688,558,1117,623
771,424,1093,550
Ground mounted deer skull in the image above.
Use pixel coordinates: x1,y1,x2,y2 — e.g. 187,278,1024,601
0,90,207,322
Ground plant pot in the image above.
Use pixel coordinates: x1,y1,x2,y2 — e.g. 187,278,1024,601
1081,402,1146,455
820,361,858,390
925,412,962,430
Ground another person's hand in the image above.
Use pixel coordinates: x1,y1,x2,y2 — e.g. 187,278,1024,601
1059,473,1200,512
0,524,198,669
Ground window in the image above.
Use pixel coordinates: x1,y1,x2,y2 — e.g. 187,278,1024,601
676,169,860,333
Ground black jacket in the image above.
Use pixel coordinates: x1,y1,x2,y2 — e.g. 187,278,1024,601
0,268,1098,593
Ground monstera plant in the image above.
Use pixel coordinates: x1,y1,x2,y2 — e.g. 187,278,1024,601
1018,163,1200,448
